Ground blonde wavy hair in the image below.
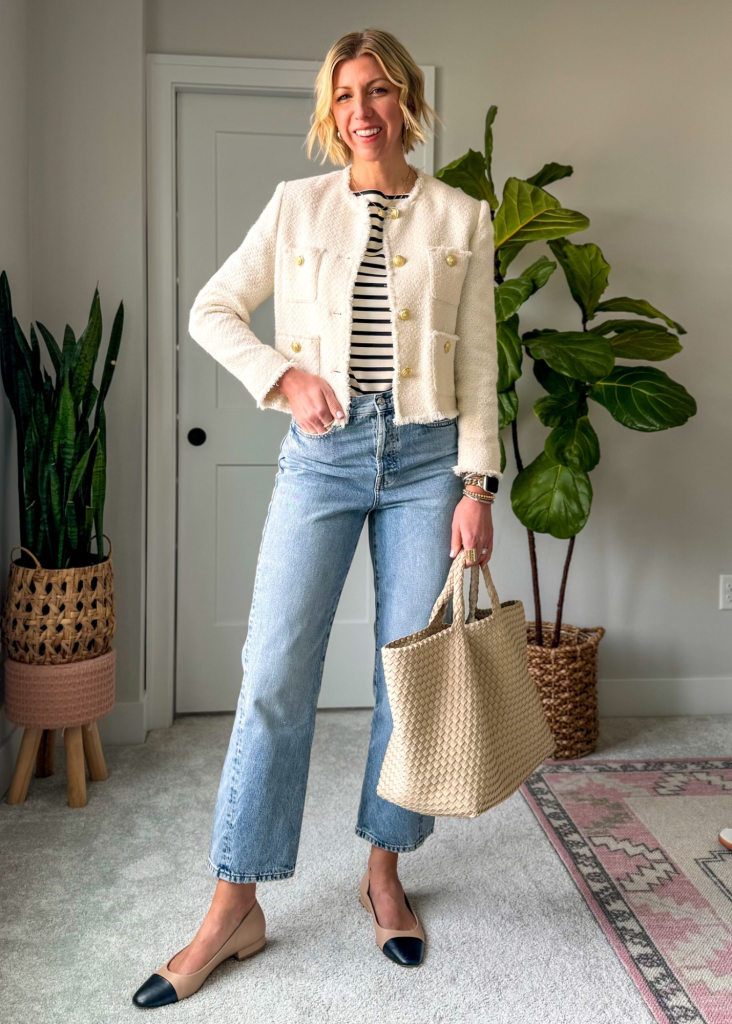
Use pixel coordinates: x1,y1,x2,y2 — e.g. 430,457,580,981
306,28,440,166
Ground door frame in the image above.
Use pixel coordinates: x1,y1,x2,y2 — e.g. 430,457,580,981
145,53,436,730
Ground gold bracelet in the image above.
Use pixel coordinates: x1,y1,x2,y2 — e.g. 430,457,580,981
462,488,495,504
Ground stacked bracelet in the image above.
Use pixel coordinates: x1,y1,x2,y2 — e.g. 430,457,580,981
462,488,495,504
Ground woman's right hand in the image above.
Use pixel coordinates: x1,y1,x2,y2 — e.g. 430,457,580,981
275,366,345,434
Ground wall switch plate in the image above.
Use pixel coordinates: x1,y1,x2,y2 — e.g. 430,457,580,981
720,575,732,610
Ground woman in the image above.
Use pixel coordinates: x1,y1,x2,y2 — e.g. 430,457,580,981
133,27,501,1007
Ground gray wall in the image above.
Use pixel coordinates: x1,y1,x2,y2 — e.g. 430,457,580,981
148,0,731,706
0,0,147,796
0,0,31,790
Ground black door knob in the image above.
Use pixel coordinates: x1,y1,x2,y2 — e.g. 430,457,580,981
187,427,207,446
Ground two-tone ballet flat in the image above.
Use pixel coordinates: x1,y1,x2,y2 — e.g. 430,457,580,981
132,899,266,1008
358,870,425,966
719,828,732,851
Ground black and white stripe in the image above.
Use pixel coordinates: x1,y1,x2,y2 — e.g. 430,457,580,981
348,188,409,396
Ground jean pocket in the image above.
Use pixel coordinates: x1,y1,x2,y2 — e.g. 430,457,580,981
292,417,337,438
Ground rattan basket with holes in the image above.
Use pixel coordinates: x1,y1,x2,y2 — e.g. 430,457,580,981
1,536,115,665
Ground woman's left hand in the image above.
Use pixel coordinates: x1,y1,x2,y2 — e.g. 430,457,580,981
450,496,493,568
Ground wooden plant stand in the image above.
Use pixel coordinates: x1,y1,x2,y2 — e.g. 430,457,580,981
3,648,115,808
7,721,108,808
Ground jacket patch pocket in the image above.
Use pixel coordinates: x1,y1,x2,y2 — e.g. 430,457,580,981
282,246,325,303
277,333,320,376
427,246,472,306
431,331,459,397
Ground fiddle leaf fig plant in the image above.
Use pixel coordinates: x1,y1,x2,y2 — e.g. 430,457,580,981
0,271,123,569
437,106,697,646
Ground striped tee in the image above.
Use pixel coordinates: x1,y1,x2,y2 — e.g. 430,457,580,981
348,188,410,396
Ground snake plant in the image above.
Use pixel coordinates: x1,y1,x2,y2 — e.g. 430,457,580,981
437,107,697,644
0,271,123,569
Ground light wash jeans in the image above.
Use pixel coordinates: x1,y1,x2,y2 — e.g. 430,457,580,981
207,387,463,883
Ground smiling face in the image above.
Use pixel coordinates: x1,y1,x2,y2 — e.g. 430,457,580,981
331,53,405,164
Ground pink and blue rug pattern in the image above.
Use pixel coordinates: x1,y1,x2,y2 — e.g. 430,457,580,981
521,758,732,1024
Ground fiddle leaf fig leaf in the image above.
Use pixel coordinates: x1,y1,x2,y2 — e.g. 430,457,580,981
528,331,615,382
496,314,523,391
525,163,574,189
493,177,589,249
547,237,611,320
545,415,600,471
588,319,683,361
497,240,526,278
532,353,579,395
498,387,519,430
499,434,507,475
494,256,556,322
534,390,587,427
435,148,497,206
592,296,686,334
511,450,593,538
589,366,697,430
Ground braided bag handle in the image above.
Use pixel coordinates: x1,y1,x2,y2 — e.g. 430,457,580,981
427,549,503,630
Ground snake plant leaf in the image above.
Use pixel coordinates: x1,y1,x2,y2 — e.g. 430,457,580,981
80,383,99,426
525,163,574,189
26,323,43,389
0,272,20,418
588,319,683,361
532,353,580,395
498,387,519,430
73,287,103,405
35,320,62,377
499,435,507,475
547,237,611,321
66,499,79,553
511,450,593,539
92,404,106,556
497,314,523,391
23,414,40,542
494,256,556,322
589,365,697,431
53,380,77,489
12,319,33,377
493,177,589,250
592,295,686,335
95,301,123,427
528,331,615,382
545,415,600,471
435,148,498,207
67,426,99,501
534,390,588,427
484,106,498,200
48,460,62,535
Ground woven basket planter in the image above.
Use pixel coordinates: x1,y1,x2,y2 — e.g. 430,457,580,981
1,537,115,666
4,647,115,730
526,621,605,759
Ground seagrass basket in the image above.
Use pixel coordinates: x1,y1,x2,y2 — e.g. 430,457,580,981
1,536,115,666
526,621,604,759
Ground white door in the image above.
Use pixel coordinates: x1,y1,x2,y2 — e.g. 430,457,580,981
175,90,379,713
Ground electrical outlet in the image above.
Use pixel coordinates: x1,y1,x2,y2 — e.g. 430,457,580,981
720,576,732,610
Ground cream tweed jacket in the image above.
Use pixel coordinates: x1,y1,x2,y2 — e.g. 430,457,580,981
188,162,501,479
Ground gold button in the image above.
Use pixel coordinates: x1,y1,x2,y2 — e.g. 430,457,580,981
445,253,457,266
399,366,412,377
291,341,301,352
397,308,410,320
444,340,451,353
295,255,305,265
392,254,406,267
390,208,399,219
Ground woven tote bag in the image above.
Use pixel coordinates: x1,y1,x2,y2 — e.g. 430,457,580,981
377,549,556,818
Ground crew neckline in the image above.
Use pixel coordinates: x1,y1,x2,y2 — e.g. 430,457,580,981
339,162,425,213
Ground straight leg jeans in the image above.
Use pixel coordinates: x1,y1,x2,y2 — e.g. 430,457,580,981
207,388,464,883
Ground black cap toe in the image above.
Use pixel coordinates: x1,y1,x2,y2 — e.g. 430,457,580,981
382,936,424,966
132,973,179,1008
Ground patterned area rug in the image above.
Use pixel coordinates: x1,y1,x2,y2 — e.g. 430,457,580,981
521,758,732,1024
